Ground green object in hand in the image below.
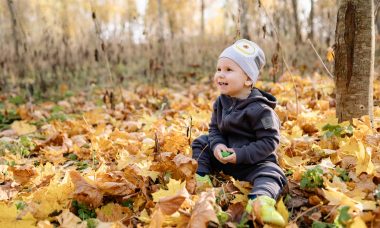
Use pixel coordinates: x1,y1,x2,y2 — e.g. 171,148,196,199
221,150,233,157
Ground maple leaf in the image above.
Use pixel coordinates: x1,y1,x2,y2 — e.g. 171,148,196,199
188,190,219,228
56,209,87,228
152,178,189,215
276,197,289,224
69,170,103,208
29,173,74,219
95,203,132,222
11,121,37,136
0,202,37,227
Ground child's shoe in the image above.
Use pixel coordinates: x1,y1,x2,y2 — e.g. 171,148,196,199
245,195,285,227
195,174,212,186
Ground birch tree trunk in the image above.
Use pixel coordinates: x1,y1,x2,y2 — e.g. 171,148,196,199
308,0,314,42
238,0,249,39
291,0,302,43
334,0,374,124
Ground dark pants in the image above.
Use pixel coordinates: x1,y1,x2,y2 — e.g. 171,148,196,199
192,135,287,200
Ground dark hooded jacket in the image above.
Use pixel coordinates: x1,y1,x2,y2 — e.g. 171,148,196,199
208,87,281,165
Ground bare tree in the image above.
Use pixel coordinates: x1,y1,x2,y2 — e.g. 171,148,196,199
334,0,374,123
308,0,314,41
238,0,249,39
291,0,302,43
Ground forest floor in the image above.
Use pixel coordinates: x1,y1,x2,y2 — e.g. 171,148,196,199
0,73,380,228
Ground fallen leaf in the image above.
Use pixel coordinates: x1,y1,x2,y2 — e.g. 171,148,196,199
96,203,132,222
9,165,37,184
277,197,289,224
56,209,87,228
11,121,37,135
188,190,218,228
69,171,103,208
0,202,37,228
152,178,189,215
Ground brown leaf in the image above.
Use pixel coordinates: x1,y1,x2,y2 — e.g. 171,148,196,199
188,191,218,228
308,195,322,206
69,171,103,208
9,165,37,184
0,182,18,200
173,154,197,179
96,203,132,222
95,171,137,196
226,202,245,223
57,209,87,228
149,207,164,228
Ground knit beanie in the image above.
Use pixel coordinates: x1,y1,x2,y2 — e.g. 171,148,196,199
219,39,266,85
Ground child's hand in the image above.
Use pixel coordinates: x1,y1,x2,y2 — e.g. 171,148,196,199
220,148,236,164
213,144,229,164
214,144,236,164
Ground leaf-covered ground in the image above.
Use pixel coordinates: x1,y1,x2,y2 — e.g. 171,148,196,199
0,74,380,228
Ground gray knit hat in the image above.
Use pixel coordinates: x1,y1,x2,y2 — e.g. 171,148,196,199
219,39,266,85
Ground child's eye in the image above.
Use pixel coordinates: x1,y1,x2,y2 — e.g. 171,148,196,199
227,68,232,72
217,68,221,71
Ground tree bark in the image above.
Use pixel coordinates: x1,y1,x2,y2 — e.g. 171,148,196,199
291,0,302,43
238,0,249,39
308,0,314,41
156,0,166,84
200,0,205,37
334,0,374,124
376,2,380,34
7,0,20,60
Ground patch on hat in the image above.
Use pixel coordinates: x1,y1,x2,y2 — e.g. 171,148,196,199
233,40,256,56
261,116,273,129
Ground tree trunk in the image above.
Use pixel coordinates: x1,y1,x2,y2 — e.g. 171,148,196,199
291,0,302,43
238,0,249,39
200,0,205,37
308,0,314,41
7,0,20,60
156,0,166,84
376,3,380,34
334,0,374,124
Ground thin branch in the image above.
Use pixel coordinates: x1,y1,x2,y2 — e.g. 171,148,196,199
259,0,299,115
307,39,335,79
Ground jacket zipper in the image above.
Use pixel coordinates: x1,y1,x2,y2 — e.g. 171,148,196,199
222,99,236,129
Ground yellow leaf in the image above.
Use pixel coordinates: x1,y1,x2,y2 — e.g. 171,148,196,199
231,178,251,195
326,47,334,62
230,194,248,204
340,138,374,175
57,209,87,228
323,187,362,211
152,179,186,202
276,197,289,224
282,155,309,168
96,203,131,222
11,121,36,135
152,178,189,215
0,203,37,228
348,216,367,228
29,174,74,219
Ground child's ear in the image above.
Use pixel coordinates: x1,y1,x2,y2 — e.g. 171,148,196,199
244,80,253,87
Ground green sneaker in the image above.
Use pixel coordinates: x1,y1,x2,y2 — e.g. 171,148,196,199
195,174,212,186
245,195,285,227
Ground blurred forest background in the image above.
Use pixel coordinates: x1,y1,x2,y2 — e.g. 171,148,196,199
0,0,379,99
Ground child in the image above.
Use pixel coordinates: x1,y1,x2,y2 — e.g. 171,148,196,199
192,39,287,226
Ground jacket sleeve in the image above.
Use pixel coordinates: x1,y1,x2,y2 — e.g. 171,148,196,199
208,99,227,152
233,106,281,165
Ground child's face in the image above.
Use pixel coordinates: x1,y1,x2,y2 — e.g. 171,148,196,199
214,57,252,98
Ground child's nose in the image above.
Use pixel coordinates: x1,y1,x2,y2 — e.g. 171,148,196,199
215,72,225,78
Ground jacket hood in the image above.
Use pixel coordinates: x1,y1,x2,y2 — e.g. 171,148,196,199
220,87,277,110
